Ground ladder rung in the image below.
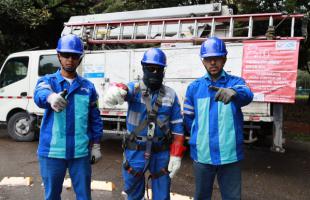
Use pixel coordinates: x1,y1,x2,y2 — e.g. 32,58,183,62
291,17,295,37
65,13,305,45
104,24,109,40
210,18,216,37
193,19,198,38
177,20,181,39
228,17,234,38
146,21,151,39
161,21,166,39
248,16,253,38
269,16,274,26
119,23,123,40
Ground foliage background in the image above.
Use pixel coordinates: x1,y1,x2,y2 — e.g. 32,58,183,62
0,0,309,75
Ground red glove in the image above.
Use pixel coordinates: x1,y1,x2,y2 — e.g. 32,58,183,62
170,135,187,157
114,83,128,91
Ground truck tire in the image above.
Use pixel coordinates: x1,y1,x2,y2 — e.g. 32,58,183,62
7,112,36,142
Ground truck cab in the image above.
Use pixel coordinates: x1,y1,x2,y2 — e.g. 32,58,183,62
0,50,59,141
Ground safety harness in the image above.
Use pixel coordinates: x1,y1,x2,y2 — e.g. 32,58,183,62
123,82,172,195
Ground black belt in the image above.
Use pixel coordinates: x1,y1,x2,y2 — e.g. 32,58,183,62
123,140,170,152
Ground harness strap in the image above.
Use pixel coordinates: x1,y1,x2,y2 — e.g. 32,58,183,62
124,139,170,152
124,160,169,179
123,82,170,196
156,118,171,136
150,167,169,179
123,160,143,177
130,83,168,137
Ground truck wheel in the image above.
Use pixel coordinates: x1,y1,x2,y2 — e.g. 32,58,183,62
8,112,36,142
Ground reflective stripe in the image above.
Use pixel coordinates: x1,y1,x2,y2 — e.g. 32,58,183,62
183,104,194,110
127,111,141,126
170,119,182,124
171,132,183,136
37,82,52,90
233,85,249,88
183,110,194,115
162,97,173,107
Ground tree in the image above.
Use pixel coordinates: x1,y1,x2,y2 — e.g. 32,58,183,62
0,0,99,64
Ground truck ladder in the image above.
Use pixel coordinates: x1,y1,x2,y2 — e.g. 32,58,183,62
64,13,304,45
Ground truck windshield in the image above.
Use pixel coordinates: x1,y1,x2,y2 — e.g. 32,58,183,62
39,54,60,76
0,57,29,88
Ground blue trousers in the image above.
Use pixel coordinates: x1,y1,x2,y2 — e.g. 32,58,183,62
193,161,241,200
123,150,171,200
38,156,92,200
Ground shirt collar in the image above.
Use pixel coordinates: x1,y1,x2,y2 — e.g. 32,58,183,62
56,69,65,83
55,69,82,84
203,70,227,82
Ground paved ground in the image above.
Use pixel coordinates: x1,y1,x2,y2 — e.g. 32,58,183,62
0,128,309,200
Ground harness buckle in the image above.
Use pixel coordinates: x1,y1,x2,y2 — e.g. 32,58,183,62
147,122,155,139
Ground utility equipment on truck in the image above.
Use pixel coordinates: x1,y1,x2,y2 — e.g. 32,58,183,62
0,3,306,153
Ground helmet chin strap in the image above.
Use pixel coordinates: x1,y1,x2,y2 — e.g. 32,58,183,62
58,56,82,74
62,66,77,73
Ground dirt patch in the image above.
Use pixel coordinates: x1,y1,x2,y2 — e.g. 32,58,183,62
283,98,310,140
284,121,310,135
283,99,310,124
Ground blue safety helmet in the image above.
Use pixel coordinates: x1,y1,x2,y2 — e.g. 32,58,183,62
56,34,84,55
141,48,167,68
200,37,228,58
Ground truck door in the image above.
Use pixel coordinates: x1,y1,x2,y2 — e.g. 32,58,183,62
81,51,130,110
0,56,30,122
27,53,59,115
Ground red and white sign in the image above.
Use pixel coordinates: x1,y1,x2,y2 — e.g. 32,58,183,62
242,40,300,103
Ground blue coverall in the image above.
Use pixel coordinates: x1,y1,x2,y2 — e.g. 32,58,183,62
183,70,253,200
123,81,184,200
34,69,103,200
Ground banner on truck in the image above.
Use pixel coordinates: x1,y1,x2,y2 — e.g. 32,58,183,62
242,40,300,103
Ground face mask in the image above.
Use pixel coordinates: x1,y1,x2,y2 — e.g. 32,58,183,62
142,67,164,91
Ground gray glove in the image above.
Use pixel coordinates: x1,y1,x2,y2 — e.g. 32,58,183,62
47,90,68,112
103,83,128,107
91,143,101,164
209,86,236,104
168,156,182,179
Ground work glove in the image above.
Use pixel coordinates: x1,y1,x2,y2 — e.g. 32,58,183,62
47,90,68,112
168,156,182,179
91,143,101,164
103,83,128,107
168,135,186,179
209,86,236,104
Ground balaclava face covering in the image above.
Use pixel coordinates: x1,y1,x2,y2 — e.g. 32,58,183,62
142,66,164,91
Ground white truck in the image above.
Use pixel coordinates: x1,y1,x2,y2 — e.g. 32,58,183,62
0,3,306,152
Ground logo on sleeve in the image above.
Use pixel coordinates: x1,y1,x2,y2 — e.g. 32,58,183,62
80,87,90,93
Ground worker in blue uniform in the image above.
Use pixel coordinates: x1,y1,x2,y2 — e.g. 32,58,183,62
183,37,254,200
103,48,186,200
34,34,103,200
